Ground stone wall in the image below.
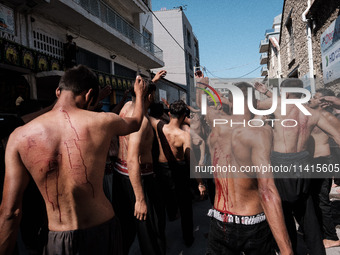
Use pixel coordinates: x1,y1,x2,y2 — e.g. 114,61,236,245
281,0,340,94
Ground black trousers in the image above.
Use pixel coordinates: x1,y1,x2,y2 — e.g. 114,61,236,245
112,171,166,255
312,156,339,241
206,218,275,255
271,151,326,255
157,162,194,245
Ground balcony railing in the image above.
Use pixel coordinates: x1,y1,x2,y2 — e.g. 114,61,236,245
73,0,163,61
259,39,269,53
260,52,268,65
261,66,268,76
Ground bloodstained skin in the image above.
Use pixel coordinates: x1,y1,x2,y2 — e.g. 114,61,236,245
45,158,62,222
213,147,233,218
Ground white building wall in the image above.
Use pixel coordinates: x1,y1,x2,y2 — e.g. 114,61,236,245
152,9,187,86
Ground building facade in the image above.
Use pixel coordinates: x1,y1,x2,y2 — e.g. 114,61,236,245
152,7,200,104
0,0,164,114
259,14,282,80
279,0,340,94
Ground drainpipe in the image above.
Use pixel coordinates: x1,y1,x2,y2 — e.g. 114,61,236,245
302,0,316,94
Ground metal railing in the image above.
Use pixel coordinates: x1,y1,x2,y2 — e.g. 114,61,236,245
74,0,163,61
260,52,268,60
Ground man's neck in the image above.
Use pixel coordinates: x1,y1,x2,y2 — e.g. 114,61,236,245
168,117,182,128
53,92,79,110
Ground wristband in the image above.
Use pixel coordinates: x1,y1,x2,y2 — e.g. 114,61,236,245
264,89,269,95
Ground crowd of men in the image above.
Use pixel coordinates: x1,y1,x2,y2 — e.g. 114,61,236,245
0,64,340,255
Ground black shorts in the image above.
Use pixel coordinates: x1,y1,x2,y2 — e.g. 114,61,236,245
43,217,122,255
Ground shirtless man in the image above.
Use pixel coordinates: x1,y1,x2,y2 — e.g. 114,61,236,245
308,89,340,248
148,100,206,246
196,78,292,255
256,79,340,254
112,71,167,255
0,65,147,255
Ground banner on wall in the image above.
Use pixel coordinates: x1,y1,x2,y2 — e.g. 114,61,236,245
321,15,340,84
0,4,14,35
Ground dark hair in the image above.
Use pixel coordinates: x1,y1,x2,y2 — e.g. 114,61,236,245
316,88,335,97
280,78,304,98
58,65,99,105
169,100,187,118
130,78,156,99
316,88,335,112
234,82,254,99
149,103,164,118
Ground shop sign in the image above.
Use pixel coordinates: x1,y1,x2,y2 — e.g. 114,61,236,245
321,15,340,84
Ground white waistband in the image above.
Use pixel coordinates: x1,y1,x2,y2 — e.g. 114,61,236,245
208,208,266,225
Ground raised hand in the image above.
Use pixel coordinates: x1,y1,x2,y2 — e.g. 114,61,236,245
152,70,167,83
254,82,268,94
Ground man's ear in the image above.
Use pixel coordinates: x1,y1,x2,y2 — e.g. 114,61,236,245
56,88,61,98
85,88,93,103
147,93,153,103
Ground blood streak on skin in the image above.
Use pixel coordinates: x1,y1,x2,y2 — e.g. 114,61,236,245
61,110,80,140
61,109,95,197
213,148,233,220
45,158,62,222
74,139,95,198
64,141,73,169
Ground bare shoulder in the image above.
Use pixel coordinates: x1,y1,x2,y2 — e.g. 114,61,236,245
236,126,272,145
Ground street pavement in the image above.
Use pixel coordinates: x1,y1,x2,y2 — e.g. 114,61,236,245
129,186,340,255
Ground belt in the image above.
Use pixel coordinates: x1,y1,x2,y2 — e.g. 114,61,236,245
208,208,266,225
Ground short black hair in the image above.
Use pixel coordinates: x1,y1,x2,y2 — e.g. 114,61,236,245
316,88,335,97
169,100,187,118
280,78,304,98
130,78,156,99
58,65,99,105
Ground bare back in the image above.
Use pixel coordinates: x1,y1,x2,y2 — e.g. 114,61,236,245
207,109,272,216
14,107,115,231
273,99,319,153
156,122,188,163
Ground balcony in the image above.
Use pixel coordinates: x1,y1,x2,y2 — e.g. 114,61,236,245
260,53,268,65
33,0,164,69
261,66,268,76
259,39,269,53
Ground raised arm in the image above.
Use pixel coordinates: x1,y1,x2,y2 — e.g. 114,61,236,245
320,96,340,110
255,82,273,98
0,131,30,255
108,76,146,136
253,129,292,255
111,89,130,114
152,70,167,83
127,120,147,221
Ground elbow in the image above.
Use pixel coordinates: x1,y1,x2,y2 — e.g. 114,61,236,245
0,206,22,222
259,187,280,205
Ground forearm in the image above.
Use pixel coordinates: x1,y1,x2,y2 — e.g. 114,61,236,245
132,97,144,127
112,97,127,114
0,209,21,255
127,160,145,202
199,140,206,165
260,188,292,254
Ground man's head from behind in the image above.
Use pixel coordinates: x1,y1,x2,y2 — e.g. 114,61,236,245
280,78,304,98
57,65,99,108
169,100,188,120
131,78,156,105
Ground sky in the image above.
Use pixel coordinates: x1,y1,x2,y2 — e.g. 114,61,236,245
152,0,284,78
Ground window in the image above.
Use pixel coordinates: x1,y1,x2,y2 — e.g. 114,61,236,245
194,41,199,59
142,28,153,53
187,30,191,48
33,30,64,58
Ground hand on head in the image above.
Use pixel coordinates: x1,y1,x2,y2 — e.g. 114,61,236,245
134,76,147,98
